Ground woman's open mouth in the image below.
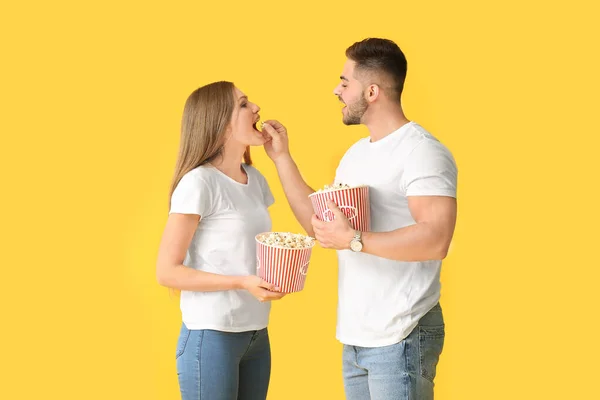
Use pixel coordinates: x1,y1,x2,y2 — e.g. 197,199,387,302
253,116,262,133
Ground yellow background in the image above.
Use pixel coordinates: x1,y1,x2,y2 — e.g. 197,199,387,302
1,0,599,399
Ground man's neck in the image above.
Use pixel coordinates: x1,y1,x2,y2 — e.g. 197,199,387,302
365,106,411,142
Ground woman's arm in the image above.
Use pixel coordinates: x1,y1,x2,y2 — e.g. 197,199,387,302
156,213,285,301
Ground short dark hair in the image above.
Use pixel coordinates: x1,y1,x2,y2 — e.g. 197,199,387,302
346,38,407,100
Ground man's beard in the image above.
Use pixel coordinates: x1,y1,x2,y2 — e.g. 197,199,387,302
343,96,369,125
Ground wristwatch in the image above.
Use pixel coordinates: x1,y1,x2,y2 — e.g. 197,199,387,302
350,230,363,252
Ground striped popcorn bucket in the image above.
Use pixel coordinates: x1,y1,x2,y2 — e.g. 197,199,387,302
255,233,315,293
308,185,370,231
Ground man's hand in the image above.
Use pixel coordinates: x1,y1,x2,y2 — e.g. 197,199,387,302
311,200,355,250
262,120,290,163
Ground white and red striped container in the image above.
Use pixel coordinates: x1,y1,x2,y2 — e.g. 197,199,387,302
255,233,316,293
308,185,370,231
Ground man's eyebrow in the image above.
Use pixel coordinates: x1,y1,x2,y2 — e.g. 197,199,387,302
340,76,349,82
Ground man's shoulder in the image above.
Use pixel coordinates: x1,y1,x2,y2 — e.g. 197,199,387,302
349,136,371,149
405,123,453,158
340,137,370,159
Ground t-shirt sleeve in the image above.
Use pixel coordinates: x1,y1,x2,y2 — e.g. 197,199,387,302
401,140,458,198
258,172,275,208
169,172,212,216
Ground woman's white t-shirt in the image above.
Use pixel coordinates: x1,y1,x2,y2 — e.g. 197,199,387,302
169,163,274,332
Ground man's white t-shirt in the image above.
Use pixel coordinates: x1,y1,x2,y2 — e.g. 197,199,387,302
334,121,458,347
169,163,274,332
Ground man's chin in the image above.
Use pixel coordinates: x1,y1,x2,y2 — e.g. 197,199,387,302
342,117,360,126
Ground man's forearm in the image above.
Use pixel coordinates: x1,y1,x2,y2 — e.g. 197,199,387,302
362,222,452,262
274,155,316,236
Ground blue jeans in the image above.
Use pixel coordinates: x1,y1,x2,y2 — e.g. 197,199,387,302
342,304,445,400
176,324,271,400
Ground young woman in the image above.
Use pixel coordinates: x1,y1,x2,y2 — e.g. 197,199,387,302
156,81,285,400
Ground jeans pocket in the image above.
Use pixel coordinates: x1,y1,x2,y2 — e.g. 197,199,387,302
418,325,445,382
175,324,191,359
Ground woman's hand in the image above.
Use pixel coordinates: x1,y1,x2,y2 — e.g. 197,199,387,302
241,275,286,302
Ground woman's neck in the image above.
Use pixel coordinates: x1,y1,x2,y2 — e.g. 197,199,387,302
209,144,247,183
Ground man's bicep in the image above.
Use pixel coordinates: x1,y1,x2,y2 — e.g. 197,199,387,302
408,195,457,233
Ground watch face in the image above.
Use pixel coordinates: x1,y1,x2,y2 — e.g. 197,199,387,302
350,240,363,252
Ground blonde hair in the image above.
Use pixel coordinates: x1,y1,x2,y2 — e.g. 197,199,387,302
169,81,252,207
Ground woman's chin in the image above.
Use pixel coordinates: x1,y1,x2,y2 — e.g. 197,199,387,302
247,135,267,147
255,129,268,144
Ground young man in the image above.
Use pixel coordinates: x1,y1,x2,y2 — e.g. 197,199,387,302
262,38,458,400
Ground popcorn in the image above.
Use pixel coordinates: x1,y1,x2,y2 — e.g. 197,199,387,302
256,232,315,293
309,184,371,231
315,182,351,193
256,232,315,249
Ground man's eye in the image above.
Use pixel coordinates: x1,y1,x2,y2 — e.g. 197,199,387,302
342,85,347,88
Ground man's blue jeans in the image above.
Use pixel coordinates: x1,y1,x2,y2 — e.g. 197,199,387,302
176,324,271,400
343,304,445,400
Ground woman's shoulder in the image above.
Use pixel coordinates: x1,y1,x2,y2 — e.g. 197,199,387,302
244,163,268,181
186,164,219,178
244,163,258,173
177,165,217,188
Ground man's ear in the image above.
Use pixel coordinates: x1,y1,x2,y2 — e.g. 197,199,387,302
366,84,380,103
